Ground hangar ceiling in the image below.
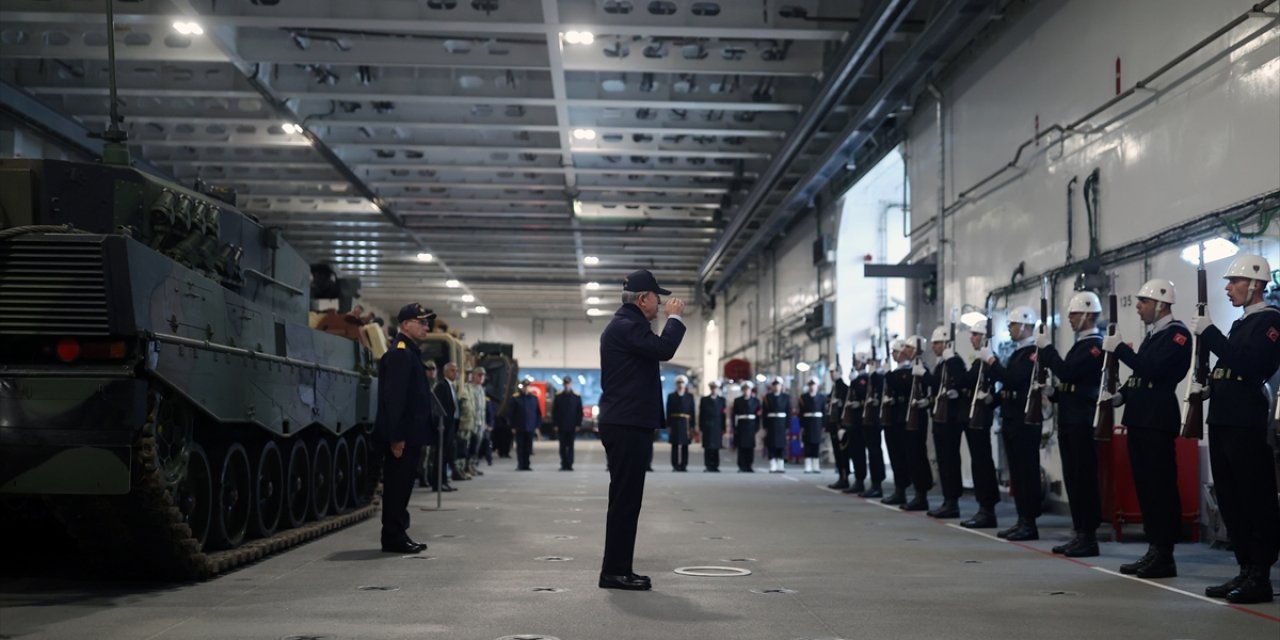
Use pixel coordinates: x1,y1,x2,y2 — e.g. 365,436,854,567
0,0,1005,319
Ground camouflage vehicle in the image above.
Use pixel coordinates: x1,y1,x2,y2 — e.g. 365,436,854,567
0,158,378,578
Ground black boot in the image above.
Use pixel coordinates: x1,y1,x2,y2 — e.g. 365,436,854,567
880,488,907,505
1135,547,1176,579
927,500,960,519
859,483,882,498
1005,520,1039,541
900,495,929,511
1052,531,1081,555
848,480,866,494
997,518,1026,539
1226,565,1274,604
1063,531,1100,558
960,510,998,529
1205,566,1249,599
1119,546,1159,575
828,476,850,490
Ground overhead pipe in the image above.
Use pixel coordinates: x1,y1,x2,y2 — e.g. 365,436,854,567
927,83,946,323
695,0,916,298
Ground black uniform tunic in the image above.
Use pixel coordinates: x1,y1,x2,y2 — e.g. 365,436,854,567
374,337,434,545
987,341,1042,521
827,377,850,479
883,365,915,494
552,389,583,470
904,362,934,498
800,391,826,444
763,392,791,454
1113,316,1192,548
1201,303,1280,567
1040,329,1105,532
931,354,968,503
666,391,696,445
699,394,726,449
849,371,883,484
733,394,760,471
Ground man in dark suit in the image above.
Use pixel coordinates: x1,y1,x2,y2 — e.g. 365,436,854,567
434,362,464,485
552,377,584,470
699,381,726,472
597,269,685,591
374,303,436,554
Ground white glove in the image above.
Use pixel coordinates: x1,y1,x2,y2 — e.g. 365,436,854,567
1044,385,1056,399
941,348,956,360
848,400,862,409
1035,331,1051,349
974,389,989,401
977,347,994,362
875,367,886,375
1102,333,1123,352
913,398,931,408
1099,390,1123,406
1188,381,1208,398
1190,313,1213,336
946,389,959,400
837,428,847,440
882,396,895,405
912,364,926,377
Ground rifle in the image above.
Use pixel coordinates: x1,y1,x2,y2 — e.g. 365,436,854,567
879,333,895,425
932,309,957,423
906,336,926,431
861,337,880,426
1093,274,1119,441
1024,277,1044,422
1182,243,1207,439
969,317,994,428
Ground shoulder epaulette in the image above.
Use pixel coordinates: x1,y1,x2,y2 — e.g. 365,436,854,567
396,341,407,350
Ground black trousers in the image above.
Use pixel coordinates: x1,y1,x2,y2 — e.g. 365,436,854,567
516,430,534,469
670,444,688,470
380,445,421,544
830,430,849,480
704,448,720,471
443,422,458,469
600,423,653,576
1127,427,1181,548
906,423,933,496
883,422,910,493
848,422,868,482
803,442,819,457
1002,420,1042,521
765,444,785,459
963,425,1000,510
862,423,886,484
493,427,513,457
933,421,963,502
559,429,576,469
735,428,756,470
1058,423,1101,532
1209,423,1280,566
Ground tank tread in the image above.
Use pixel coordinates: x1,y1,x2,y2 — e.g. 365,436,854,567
51,434,377,580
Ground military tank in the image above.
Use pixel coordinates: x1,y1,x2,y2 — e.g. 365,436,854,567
0,158,379,579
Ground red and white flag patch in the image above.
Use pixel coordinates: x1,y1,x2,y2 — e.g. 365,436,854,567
1268,327,1280,342
1173,333,1188,346
1090,346,1102,357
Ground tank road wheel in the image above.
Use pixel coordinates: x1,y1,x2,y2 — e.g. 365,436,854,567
153,394,195,490
284,439,310,529
174,442,212,549
309,439,333,520
211,443,251,549
251,442,284,537
350,433,375,506
331,437,352,513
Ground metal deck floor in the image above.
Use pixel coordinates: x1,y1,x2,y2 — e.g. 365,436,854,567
2,439,1277,640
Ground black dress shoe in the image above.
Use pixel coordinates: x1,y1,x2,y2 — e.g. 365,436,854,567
629,573,651,583
405,537,428,551
860,485,883,498
599,573,652,591
1135,554,1177,579
1005,523,1039,541
1051,533,1080,554
997,519,1025,539
900,497,929,512
960,511,997,529
1063,539,1099,558
848,481,866,494
1205,567,1249,598
1226,566,1274,604
382,540,423,554
828,478,850,490
927,502,961,519
1119,547,1158,575
880,491,906,505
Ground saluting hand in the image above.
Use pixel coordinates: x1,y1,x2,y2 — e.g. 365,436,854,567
665,297,686,316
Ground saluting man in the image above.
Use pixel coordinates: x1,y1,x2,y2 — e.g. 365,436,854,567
763,377,792,473
699,381,727,472
1190,254,1280,603
666,375,696,471
960,319,1000,528
983,306,1042,541
374,303,436,554
734,381,761,472
928,326,966,519
552,376,583,471
799,377,826,474
1037,292,1105,557
1101,279,1192,579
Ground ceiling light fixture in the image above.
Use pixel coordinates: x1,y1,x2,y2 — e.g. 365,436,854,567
461,294,475,303
416,252,434,262
586,296,601,304
172,21,204,36
281,122,303,134
473,306,489,314
571,128,597,141
573,199,583,215
1180,237,1239,265
445,279,461,288
563,30,595,45
583,256,600,266
587,308,607,317
586,281,600,290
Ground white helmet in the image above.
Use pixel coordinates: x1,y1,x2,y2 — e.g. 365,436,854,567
930,326,950,343
890,338,906,353
906,335,925,349
675,375,688,384
1136,279,1176,304
1067,291,1103,314
741,380,754,389
1223,254,1271,282
1008,305,1039,326
968,319,988,335
855,351,869,361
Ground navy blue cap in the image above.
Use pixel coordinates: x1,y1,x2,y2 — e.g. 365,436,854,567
397,303,437,324
622,269,671,295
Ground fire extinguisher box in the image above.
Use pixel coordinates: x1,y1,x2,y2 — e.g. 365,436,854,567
1097,425,1202,543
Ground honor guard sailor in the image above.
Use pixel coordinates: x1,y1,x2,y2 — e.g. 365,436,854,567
700,381,727,472
734,381,761,472
799,378,826,473
763,377,792,473
666,375,696,471
982,306,1043,540
928,326,966,519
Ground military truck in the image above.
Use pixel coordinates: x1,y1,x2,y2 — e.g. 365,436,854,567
0,158,379,579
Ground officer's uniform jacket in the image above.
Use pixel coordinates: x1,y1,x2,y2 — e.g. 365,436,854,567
931,355,967,424
374,337,434,446
597,304,686,430
1114,314,1192,433
827,378,849,433
506,393,542,433
987,338,1037,424
551,389,584,436
1040,329,1104,426
885,364,914,425
666,391,696,445
732,394,761,444
699,394,726,449
799,391,826,444
959,357,994,428
1202,302,1280,427
763,392,791,449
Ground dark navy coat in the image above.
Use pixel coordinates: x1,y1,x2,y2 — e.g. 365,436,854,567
1040,330,1104,427
666,391,696,445
551,390,584,432
763,392,791,448
699,395,726,449
597,304,686,430
828,378,849,432
800,392,826,444
374,337,434,446
1203,306,1280,427
506,393,542,433
930,355,967,424
987,344,1037,424
1115,319,1192,433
